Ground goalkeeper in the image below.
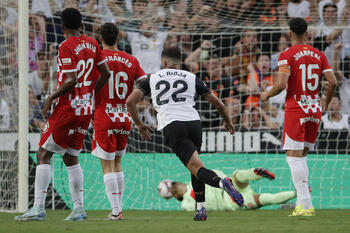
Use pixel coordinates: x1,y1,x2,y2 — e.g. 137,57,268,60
167,168,296,211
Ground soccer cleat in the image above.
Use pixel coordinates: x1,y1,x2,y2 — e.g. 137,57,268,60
63,207,87,221
14,206,46,221
289,204,303,216
193,207,207,221
108,212,123,220
254,168,276,180
289,205,315,217
221,177,244,207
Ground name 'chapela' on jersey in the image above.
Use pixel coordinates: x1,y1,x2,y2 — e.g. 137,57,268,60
138,68,211,130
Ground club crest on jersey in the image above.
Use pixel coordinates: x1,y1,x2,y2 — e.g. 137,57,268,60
61,58,72,65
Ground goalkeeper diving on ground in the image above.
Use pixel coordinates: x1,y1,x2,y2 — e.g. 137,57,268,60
159,168,297,211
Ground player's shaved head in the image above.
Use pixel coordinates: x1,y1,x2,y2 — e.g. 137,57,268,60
61,8,82,30
161,47,182,61
100,23,119,46
289,17,308,37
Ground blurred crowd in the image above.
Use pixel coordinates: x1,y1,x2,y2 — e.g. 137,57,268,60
0,0,349,132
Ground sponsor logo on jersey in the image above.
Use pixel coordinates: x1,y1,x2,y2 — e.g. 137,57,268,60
68,127,88,136
105,104,131,123
300,116,321,125
295,94,322,113
107,128,130,136
61,58,72,65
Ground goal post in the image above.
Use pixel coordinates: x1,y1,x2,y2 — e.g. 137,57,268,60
18,0,29,212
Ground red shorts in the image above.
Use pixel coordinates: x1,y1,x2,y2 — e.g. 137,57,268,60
91,122,131,160
283,110,321,151
39,110,91,156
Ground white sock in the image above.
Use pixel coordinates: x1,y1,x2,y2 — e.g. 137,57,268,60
34,164,51,207
104,173,120,215
196,202,206,210
66,164,84,210
115,171,124,211
287,157,313,210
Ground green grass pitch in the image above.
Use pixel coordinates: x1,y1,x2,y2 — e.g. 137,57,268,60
1,210,349,233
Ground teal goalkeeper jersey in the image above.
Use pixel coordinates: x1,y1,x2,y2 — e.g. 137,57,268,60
181,170,241,211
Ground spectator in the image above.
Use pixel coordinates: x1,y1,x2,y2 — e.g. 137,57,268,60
242,106,277,130
121,0,149,30
28,50,51,99
120,18,168,74
271,34,290,71
321,96,350,129
319,0,346,22
243,54,273,109
333,43,350,113
287,0,310,20
313,2,350,64
222,29,260,81
28,86,46,132
29,14,46,72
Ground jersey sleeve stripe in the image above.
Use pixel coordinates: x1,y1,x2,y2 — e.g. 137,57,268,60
136,75,148,82
278,60,288,66
97,59,106,66
61,69,78,73
322,68,333,73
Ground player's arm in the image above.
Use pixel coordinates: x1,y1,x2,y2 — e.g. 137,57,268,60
205,93,235,134
126,78,153,140
42,71,78,117
95,62,111,93
260,66,289,101
322,71,337,111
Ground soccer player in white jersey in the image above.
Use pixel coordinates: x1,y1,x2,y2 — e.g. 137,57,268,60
91,23,147,220
164,168,297,211
261,18,337,216
15,8,111,221
126,47,245,221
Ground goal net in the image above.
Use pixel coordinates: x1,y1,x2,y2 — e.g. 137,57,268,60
1,0,350,212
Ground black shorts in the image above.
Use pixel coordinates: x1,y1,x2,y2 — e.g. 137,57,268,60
163,120,202,165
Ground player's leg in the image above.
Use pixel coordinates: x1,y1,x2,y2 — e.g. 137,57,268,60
15,148,53,221
62,116,91,221
191,173,206,221
114,156,124,218
15,112,68,221
61,152,86,221
255,191,296,207
231,168,275,189
100,158,122,220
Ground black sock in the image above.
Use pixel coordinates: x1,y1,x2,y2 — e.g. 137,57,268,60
197,167,221,188
191,174,205,202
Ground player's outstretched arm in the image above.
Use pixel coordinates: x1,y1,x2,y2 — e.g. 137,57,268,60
205,93,235,134
42,71,78,118
95,62,111,93
260,71,289,101
126,89,153,140
322,71,337,111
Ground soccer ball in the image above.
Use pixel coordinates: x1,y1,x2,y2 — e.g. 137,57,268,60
158,179,173,199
